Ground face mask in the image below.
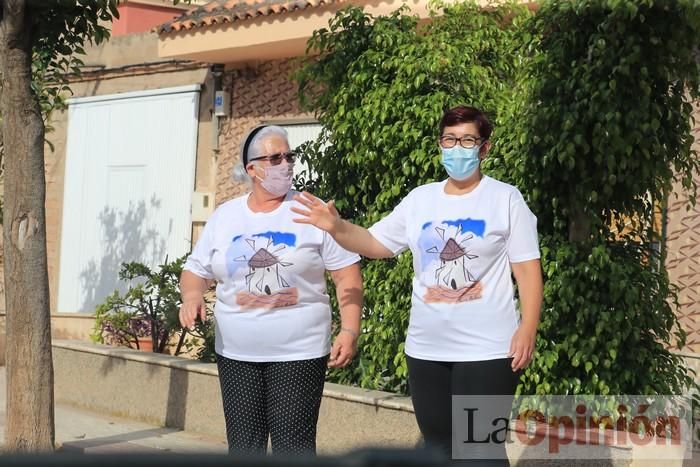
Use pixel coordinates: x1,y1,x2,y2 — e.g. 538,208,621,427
255,161,294,197
440,145,481,181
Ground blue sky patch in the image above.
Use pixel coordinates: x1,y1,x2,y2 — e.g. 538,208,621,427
253,231,297,247
444,218,486,237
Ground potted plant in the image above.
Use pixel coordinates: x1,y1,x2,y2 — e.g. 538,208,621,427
91,254,214,360
97,313,162,351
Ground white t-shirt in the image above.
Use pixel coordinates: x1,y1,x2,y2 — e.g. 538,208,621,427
183,191,360,362
368,176,540,362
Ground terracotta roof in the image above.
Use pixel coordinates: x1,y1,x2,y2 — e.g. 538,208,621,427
156,0,339,34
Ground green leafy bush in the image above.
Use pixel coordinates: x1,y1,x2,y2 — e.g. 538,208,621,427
296,0,700,397
295,1,530,393
91,255,215,362
498,0,700,397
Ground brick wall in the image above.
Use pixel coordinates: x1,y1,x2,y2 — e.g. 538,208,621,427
216,58,313,205
666,111,700,354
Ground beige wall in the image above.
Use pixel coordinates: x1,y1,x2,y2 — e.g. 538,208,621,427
38,31,216,339
215,58,313,205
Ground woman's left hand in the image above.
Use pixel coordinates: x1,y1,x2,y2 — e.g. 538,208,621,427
328,329,357,368
508,325,537,371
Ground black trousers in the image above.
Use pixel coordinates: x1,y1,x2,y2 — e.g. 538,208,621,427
406,356,520,467
216,353,329,456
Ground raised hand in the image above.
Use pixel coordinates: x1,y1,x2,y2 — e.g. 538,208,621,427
291,191,342,234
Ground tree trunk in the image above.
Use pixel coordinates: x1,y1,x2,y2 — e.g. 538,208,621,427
0,0,55,452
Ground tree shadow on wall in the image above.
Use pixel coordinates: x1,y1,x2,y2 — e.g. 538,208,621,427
78,196,169,313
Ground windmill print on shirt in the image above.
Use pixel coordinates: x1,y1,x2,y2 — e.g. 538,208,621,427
418,219,485,303
226,232,299,309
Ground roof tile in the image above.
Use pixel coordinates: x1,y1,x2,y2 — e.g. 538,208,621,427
157,0,340,34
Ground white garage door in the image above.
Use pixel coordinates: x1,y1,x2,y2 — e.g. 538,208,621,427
57,85,200,313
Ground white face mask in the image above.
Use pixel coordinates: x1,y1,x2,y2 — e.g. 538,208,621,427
255,161,294,197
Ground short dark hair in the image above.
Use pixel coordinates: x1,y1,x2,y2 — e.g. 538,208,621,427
439,106,493,140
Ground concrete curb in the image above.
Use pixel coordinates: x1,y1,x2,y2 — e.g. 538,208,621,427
52,340,415,413
52,340,421,453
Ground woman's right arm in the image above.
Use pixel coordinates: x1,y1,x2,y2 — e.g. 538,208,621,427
328,217,394,259
292,192,393,259
179,270,213,329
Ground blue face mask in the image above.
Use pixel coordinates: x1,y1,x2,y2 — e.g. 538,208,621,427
440,145,481,181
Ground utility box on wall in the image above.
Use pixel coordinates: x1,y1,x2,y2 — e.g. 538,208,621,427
214,90,230,117
192,191,215,222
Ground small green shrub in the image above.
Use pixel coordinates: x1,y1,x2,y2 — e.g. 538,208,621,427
91,255,215,362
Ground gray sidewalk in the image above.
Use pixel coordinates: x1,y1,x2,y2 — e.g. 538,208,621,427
2,365,700,466
0,366,228,454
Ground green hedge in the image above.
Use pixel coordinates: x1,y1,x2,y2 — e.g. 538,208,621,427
500,0,700,396
295,1,531,393
295,0,700,396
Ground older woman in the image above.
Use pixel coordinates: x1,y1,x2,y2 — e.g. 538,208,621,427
179,125,362,456
292,106,543,465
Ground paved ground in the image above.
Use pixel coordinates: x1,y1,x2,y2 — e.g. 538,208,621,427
1,365,699,466
0,366,227,454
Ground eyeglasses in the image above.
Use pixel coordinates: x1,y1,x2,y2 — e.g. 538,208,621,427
439,135,483,149
248,151,297,166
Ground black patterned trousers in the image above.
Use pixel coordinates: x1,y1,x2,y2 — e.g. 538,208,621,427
215,353,329,456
